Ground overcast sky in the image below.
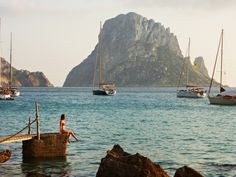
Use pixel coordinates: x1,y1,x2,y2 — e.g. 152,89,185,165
0,0,235,86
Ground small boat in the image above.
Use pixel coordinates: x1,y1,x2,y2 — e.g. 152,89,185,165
177,38,206,98
0,20,14,100
208,29,236,105
92,22,116,96
177,86,206,98
0,88,14,100
8,33,20,97
93,83,116,96
0,149,11,163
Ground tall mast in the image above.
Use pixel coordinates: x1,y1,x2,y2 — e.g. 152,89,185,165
208,29,223,95
99,21,103,86
186,38,190,86
220,29,224,92
9,32,12,88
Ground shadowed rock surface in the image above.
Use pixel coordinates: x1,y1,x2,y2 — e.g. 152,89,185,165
64,12,212,87
174,166,204,177
0,58,53,87
96,144,169,177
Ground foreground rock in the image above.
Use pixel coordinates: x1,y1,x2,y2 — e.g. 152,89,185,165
174,166,204,177
96,144,169,177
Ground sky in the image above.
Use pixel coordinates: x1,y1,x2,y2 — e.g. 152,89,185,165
0,0,235,87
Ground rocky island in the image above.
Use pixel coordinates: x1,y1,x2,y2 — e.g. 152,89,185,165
64,12,212,87
0,57,53,87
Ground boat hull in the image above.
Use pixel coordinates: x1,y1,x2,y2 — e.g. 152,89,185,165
208,95,236,105
93,89,116,96
0,94,14,100
177,90,206,98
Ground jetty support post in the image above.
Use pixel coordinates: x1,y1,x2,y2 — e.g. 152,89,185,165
28,117,31,134
35,101,40,140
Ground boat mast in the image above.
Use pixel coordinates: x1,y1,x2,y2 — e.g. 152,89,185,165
208,29,223,95
186,38,190,87
177,38,190,91
99,21,103,87
9,32,12,88
220,29,223,92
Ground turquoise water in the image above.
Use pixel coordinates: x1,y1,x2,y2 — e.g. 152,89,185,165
0,87,236,177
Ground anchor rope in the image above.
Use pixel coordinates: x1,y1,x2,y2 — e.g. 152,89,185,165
0,118,37,144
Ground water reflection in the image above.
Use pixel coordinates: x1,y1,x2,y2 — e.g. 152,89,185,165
21,157,70,177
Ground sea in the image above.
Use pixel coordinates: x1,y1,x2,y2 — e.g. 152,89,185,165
0,87,236,177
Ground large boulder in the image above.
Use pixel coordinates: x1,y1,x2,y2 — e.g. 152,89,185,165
96,144,169,177
174,166,204,177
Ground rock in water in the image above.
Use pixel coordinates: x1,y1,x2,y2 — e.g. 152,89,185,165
96,144,169,177
0,149,11,163
64,12,212,87
174,166,204,177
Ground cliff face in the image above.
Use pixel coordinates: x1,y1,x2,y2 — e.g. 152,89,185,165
0,58,53,87
64,12,211,87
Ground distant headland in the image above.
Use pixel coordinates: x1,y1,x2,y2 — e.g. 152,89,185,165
0,57,53,87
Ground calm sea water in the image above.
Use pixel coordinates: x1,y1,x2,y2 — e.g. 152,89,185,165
0,87,236,177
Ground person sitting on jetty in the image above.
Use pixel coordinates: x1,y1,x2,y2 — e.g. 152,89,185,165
60,114,80,142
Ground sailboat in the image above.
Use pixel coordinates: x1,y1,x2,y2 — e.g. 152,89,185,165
0,18,13,100
177,38,206,98
208,29,236,105
92,22,116,96
8,32,20,97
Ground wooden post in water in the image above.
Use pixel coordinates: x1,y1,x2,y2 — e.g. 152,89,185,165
35,101,40,140
28,117,31,135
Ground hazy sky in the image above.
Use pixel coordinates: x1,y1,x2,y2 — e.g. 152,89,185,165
0,0,235,86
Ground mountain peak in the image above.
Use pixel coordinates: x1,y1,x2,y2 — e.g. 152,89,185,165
63,13,211,87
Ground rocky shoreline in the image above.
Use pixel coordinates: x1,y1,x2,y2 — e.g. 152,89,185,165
96,144,203,177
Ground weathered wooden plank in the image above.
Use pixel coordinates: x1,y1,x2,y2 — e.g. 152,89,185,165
0,134,36,144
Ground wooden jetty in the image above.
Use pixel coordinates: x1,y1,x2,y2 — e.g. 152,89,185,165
0,101,69,162
0,134,36,144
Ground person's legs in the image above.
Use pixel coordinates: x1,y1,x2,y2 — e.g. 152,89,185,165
69,130,80,141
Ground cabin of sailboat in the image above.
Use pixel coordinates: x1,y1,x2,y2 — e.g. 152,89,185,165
92,22,116,96
208,29,236,105
177,38,206,98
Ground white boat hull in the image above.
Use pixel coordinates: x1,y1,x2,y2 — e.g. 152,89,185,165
0,94,11,100
177,90,206,98
208,95,236,105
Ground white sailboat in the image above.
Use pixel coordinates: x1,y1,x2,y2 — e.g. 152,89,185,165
0,18,12,100
9,32,20,97
92,22,116,96
177,38,206,98
208,29,236,105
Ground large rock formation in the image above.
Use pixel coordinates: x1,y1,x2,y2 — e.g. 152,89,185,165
0,58,53,87
194,56,210,78
96,144,170,177
63,12,212,87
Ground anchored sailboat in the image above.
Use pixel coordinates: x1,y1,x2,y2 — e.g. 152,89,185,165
0,18,13,100
9,32,20,97
177,38,206,98
92,22,116,96
208,29,236,105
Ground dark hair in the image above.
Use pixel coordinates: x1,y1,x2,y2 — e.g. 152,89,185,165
61,114,65,120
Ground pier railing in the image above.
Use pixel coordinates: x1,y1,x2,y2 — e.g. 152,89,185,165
0,101,40,144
